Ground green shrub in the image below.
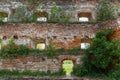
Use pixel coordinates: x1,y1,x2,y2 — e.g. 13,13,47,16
72,65,88,77
0,69,65,77
17,45,29,56
59,13,71,23
83,29,120,74
0,18,4,25
49,2,71,23
0,44,29,58
0,39,30,58
51,68,65,76
56,48,66,54
108,65,120,80
97,0,115,21
46,41,57,58
9,6,35,23
0,12,8,18
103,66,120,80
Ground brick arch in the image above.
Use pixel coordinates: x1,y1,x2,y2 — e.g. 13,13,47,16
59,56,76,67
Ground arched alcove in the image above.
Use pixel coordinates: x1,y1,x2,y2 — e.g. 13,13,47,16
78,12,92,22
81,38,92,49
32,38,46,50
62,59,74,75
34,11,48,22
0,11,8,22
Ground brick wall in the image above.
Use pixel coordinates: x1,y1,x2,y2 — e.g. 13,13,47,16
110,28,120,39
0,20,118,49
0,20,118,72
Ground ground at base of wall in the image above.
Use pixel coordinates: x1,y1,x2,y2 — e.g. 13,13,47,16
0,76,102,80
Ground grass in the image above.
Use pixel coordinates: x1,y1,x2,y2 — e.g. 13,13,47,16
0,69,65,77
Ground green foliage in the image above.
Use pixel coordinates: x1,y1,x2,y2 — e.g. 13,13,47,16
0,18,4,25
49,2,62,22
0,69,65,77
110,69,120,80
46,41,57,58
103,65,120,80
59,13,71,23
96,29,113,39
97,0,115,21
50,68,65,76
8,38,15,45
9,6,35,23
72,65,88,77
107,65,120,80
49,2,71,23
33,11,48,21
0,39,82,58
0,44,82,58
0,12,8,19
0,44,29,58
67,47,81,55
17,45,30,56
0,39,30,58
83,29,120,74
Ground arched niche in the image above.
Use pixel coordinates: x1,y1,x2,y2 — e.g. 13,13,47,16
34,11,48,22
0,11,8,22
80,38,92,49
32,38,46,50
62,59,74,75
78,12,92,22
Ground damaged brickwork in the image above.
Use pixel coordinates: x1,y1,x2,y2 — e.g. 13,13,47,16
0,20,118,49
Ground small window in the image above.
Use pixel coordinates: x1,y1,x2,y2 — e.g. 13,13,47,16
0,12,8,22
33,38,46,50
36,43,46,50
81,43,90,49
34,11,48,22
78,12,91,22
